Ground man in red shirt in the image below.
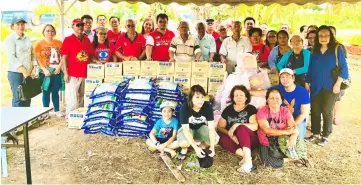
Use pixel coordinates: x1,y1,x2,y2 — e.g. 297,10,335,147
214,24,229,62
115,19,146,61
145,13,175,61
62,18,95,116
107,16,122,47
206,18,220,39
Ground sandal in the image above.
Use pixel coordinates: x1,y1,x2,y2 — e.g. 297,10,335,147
176,152,187,162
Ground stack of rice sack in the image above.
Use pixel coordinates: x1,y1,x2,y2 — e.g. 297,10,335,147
116,79,157,137
151,82,184,123
81,82,126,136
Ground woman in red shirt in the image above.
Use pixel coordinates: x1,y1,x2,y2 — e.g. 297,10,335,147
92,27,117,63
249,27,271,68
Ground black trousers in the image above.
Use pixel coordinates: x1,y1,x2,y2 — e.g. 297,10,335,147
311,88,339,138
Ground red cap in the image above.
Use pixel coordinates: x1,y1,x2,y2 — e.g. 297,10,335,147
72,18,83,26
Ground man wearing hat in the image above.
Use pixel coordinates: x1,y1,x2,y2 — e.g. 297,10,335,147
61,18,95,117
206,18,220,39
250,68,310,140
4,17,35,107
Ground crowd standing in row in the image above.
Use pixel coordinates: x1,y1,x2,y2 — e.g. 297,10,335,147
4,13,349,173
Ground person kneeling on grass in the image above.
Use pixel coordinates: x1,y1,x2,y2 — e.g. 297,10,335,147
146,101,179,157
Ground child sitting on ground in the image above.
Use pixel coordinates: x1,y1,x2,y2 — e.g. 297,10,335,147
146,101,179,157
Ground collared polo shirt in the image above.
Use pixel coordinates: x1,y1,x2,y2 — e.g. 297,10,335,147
61,34,94,78
115,32,146,59
219,36,252,65
146,29,175,61
196,33,216,61
169,34,201,62
4,32,34,73
107,30,122,47
83,30,95,42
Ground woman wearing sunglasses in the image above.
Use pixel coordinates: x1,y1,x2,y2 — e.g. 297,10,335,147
92,27,117,63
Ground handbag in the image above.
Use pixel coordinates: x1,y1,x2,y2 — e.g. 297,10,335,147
18,77,42,101
268,136,286,159
330,45,351,90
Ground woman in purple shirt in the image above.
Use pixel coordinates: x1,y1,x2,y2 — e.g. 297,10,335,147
305,25,348,146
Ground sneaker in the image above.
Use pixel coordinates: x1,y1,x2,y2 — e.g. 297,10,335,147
50,111,65,118
317,138,329,147
38,113,50,121
305,135,320,143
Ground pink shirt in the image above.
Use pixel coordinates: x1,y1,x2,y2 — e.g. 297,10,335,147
256,106,293,146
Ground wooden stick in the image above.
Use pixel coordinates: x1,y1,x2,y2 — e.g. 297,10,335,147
160,154,185,182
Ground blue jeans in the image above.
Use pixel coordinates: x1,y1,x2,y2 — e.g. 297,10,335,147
7,72,31,107
298,119,307,140
40,74,61,112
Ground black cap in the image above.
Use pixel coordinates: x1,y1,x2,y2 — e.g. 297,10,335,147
11,17,27,25
206,18,214,23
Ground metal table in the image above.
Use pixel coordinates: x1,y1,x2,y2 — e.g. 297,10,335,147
1,107,52,184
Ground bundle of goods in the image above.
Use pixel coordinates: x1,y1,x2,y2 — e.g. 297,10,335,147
116,79,157,137
151,82,185,124
214,53,271,111
81,82,127,136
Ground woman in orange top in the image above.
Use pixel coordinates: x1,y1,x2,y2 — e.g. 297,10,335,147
34,24,64,117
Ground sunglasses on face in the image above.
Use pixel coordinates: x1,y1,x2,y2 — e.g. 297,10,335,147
207,22,214,26
75,23,84,27
127,24,135,28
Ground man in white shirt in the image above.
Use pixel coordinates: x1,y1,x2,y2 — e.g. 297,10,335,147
196,21,216,62
81,14,95,42
220,21,252,74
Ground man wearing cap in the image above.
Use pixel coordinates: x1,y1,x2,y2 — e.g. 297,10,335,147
214,24,229,62
146,13,175,61
4,17,36,107
219,21,252,74
62,18,95,116
81,15,95,42
206,18,219,39
196,21,216,62
250,68,310,139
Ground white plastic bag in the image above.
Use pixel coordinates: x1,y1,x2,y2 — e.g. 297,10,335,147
236,53,258,73
250,96,266,109
249,69,272,90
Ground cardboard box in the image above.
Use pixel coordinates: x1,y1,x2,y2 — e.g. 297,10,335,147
192,62,209,78
123,61,140,76
139,76,156,81
268,72,280,86
123,76,138,81
104,77,123,83
84,79,102,93
141,61,158,76
174,62,192,77
157,62,175,76
87,64,105,79
208,78,224,96
208,62,226,78
84,92,92,108
174,77,191,94
68,107,87,129
157,76,173,83
105,62,122,79
191,77,208,93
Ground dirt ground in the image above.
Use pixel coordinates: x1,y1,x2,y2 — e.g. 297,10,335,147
1,55,361,184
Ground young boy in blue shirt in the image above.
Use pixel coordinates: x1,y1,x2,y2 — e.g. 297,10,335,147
146,101,179,157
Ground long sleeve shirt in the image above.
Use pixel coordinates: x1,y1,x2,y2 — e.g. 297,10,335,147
305,47,349,97
4,32,34,73
277,49,311,75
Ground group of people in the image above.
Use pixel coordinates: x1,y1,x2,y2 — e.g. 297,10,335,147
5,13,349,173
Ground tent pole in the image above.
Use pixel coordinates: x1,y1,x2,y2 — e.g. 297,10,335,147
57,0,66,108
65,0,78,14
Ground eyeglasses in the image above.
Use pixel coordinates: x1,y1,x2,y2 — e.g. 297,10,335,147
291,40,302,43
76,23,84,27
127,24,135,28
